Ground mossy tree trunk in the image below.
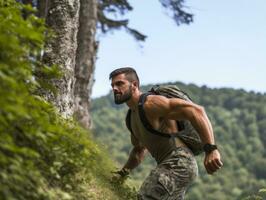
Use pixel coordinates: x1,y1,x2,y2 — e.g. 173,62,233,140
42,0,80,118
38,0,97,128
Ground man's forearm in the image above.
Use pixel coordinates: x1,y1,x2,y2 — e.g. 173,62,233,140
189,106,215,145
123,146,146,171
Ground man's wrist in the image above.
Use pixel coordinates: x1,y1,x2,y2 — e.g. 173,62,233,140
118,168,131,177
203,143,218,154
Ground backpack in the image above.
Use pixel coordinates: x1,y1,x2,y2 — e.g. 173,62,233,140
125,85,204,155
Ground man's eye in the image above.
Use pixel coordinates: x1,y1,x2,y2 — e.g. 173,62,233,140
117,82,124,86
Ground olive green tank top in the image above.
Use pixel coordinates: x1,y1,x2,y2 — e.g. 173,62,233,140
130,109,177,164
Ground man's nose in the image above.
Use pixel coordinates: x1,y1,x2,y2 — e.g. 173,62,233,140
112,86,119,92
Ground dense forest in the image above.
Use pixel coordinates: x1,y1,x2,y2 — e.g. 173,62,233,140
91,82,266,200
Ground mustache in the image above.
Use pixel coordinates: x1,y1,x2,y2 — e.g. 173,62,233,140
114,92,122,95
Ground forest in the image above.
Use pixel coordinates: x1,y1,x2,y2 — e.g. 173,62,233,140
0,0,265,199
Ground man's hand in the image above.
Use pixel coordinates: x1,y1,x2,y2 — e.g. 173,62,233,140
111,168,130,184
204,149,223,174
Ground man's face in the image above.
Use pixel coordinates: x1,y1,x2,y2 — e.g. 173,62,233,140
111,74,133,104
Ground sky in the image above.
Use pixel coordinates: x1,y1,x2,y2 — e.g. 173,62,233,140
92,0,266,98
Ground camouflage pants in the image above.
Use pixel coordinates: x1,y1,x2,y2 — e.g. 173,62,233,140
137,147,198,200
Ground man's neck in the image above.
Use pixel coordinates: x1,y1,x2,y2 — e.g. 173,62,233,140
126,90,142,111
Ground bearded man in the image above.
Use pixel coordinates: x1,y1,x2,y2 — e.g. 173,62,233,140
109,67,223,200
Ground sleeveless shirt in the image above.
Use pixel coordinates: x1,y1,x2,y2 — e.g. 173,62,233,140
130,108,178,164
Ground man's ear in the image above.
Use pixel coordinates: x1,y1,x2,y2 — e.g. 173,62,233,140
132,81,138,89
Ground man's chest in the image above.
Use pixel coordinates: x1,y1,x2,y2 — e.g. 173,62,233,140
131,110,178,136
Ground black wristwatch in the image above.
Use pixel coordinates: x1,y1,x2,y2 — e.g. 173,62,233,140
203,144,218,154
117,168,130,177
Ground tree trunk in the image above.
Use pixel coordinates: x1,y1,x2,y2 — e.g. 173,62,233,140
43,0,80,117
74,0,97,128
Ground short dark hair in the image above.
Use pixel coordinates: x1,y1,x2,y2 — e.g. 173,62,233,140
109,67,140,87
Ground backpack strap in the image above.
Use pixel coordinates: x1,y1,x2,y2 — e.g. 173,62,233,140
138,93,182,138
125,109,133,134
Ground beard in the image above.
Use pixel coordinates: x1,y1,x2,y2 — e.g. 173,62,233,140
114,86,132,104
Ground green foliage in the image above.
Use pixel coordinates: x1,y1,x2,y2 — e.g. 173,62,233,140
159,0,193,25
97,0,194,41
97,0,147,41
91,82,266,199
242,188,266,200
0,1,137,199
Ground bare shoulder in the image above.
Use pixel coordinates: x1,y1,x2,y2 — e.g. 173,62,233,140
145,95,169,107
145,94,196,115
145,95,189,108
144,95,170,116
142,94,204,120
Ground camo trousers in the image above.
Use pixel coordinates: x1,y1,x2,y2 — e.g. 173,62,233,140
137,147,198,200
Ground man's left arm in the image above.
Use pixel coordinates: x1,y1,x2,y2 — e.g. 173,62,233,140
146,95,223,174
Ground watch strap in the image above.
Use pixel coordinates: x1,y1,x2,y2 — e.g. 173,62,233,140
203,144,218,153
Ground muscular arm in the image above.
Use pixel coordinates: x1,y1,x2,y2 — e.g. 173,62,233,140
145,95,213,145
123,145,147,171
172,102,214,145
145,95,223,174
122,133,147,171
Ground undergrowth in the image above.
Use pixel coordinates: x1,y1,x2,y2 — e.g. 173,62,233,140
0,1,137,199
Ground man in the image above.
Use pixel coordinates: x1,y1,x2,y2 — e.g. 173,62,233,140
109,67,223,200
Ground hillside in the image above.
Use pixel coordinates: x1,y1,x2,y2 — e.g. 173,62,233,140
91,82,266,200
1,1,265,199
0,3,136,199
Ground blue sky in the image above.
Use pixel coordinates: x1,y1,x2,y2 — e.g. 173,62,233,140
93,0,266,98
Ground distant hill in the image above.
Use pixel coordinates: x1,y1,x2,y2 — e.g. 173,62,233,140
91,82,266,200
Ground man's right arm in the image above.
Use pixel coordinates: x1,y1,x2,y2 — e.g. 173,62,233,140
122,132,146,173
111,144,146,183
122,145,147,171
